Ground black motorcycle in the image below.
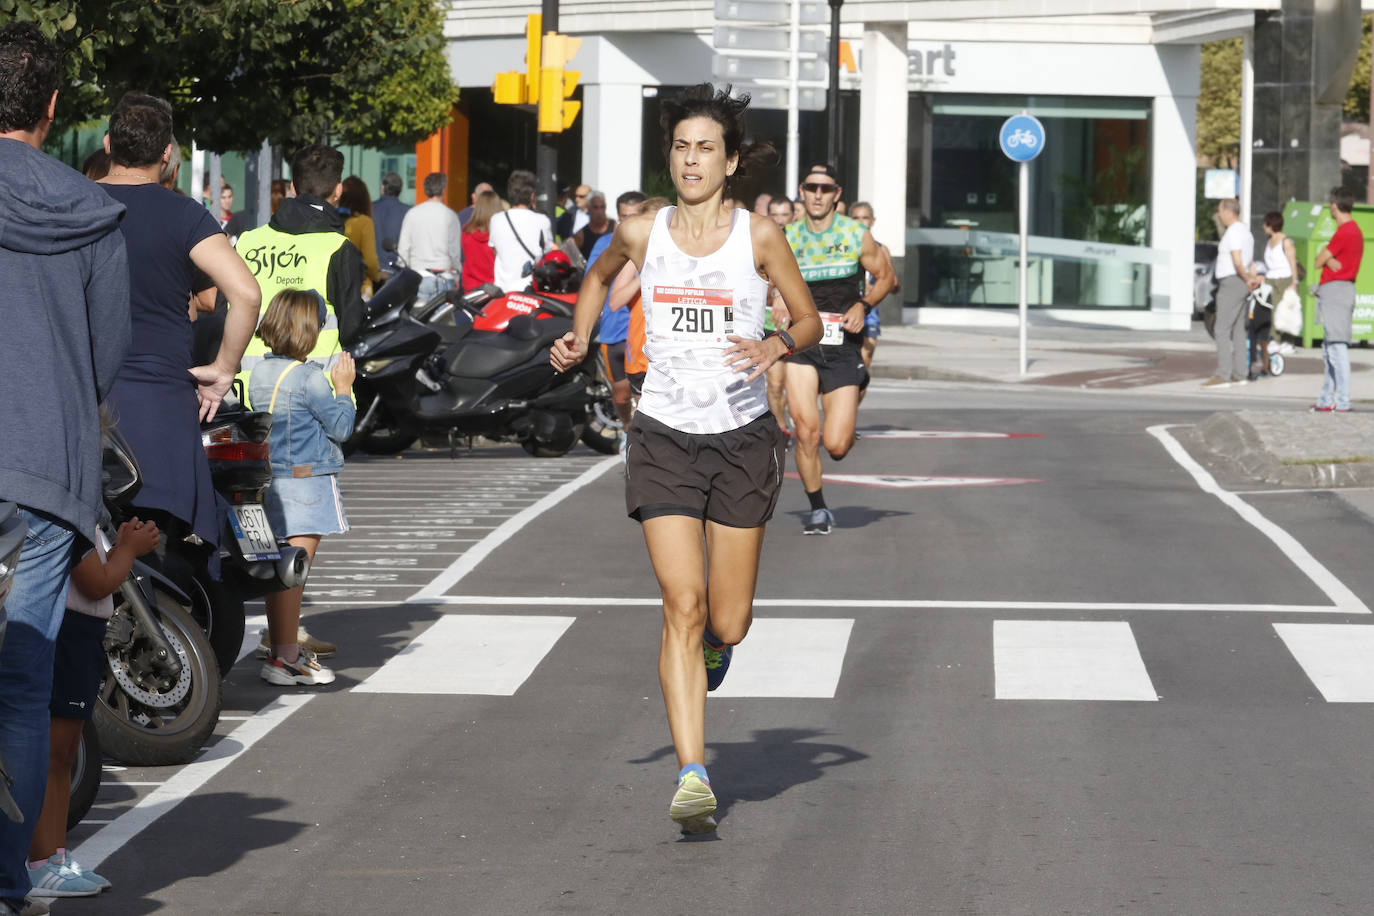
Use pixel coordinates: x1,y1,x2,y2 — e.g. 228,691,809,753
93,403,310,767
348,268,615,457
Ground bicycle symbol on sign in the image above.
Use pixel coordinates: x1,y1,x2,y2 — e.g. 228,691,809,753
1005,128,1038,149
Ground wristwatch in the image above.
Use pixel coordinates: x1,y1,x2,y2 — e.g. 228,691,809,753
858,299,876,313
768,328,796,356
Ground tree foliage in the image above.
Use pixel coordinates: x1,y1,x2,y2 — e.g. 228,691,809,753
7,0,459,153
1197,37,1242,168
1343,16,1372,124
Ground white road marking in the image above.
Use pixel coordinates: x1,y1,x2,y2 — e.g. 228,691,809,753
421,595,1347,614
1233,487,1374,496
1148,425,1369,614
708,618,854,698
71,694,313,872
994,620,1158,701
1274,624,1374,702
354,614,575,695
410,456,620,601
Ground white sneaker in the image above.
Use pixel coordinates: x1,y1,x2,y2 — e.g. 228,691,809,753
260,649,335,686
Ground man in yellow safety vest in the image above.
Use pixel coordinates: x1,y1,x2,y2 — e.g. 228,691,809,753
236,144,365,383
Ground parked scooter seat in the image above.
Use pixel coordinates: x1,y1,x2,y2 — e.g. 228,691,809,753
443,318,572,379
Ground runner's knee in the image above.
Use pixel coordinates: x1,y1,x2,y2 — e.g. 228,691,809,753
824,433,854,460
661,591,708,632
707,613,751,646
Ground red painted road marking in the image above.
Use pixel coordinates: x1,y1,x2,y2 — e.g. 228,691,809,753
785,473,1042,488
855,429,1043,439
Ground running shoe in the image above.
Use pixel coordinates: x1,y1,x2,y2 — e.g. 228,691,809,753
669,771,718,834
1310,404,1334,412
803,507,834,535
26,856,100,898
704,639,733,692
59,852,109,891
19,897,51,916
256,627,337,659
260,649,336,686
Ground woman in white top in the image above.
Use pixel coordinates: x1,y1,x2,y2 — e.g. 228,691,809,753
551,83,822,835
1261,210,1299,302
488,169,554,293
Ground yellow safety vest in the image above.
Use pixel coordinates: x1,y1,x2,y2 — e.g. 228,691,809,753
235,224,351,391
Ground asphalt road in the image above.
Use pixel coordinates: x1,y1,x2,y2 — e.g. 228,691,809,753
60,380,1374,915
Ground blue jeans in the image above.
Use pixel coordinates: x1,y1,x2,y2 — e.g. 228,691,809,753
0,509,75,906
1318,341,1351,411
416,272,456,304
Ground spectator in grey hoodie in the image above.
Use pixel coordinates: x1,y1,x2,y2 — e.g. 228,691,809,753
0,23,130,914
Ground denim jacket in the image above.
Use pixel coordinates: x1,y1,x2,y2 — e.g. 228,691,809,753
247,355,355,478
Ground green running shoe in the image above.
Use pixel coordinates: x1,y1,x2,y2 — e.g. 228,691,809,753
704,631,732,692
669,771,718,834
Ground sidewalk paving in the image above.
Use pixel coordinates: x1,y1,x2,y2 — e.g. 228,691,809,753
870,315,1374,486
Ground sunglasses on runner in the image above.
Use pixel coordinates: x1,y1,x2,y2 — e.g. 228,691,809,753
801,182,838,194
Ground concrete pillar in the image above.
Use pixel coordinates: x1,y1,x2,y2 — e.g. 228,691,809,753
1151,82,1200,329
857,21,909,323
1251,0,1362,240
581,83,644,205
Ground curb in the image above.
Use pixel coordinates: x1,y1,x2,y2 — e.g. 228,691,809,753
1195,412,1374,488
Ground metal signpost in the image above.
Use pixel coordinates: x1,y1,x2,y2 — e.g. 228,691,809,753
998,111,1045,376
713,0,829,191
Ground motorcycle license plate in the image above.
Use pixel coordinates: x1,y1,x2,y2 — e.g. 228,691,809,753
228,505,281,562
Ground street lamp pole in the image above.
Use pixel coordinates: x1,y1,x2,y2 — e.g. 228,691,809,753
827,0,843,166
536,0,560,226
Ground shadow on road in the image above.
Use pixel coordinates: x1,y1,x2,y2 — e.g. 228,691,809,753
630,728,868,830
81,792,307,914
786,506,910,530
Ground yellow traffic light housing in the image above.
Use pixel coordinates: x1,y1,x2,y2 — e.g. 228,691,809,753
537,32,582,133
524,14,543,105
492,71,525,105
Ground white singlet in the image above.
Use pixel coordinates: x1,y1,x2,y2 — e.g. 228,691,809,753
1264,237,1293,279
636,207,769,434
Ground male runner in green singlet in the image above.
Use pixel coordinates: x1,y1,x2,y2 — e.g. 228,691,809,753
777,163,895,534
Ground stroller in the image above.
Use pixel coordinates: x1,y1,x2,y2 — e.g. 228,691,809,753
1245,281,1285,379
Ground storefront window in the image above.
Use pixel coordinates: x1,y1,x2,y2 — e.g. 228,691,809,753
906,94,1152,309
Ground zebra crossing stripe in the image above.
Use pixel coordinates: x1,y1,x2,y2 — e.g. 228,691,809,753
353,615,575,696
994,620,1158,701
1273,624,1374,702
708,619,854,698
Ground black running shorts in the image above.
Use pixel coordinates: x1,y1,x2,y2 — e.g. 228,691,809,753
786,343,870,394
626,412,785,529
50,609,107,720
601,341,627,383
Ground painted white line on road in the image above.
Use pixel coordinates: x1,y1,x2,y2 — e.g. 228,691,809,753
1148,425,1369,614
1274,624,1374,702
354,614,575,695
71,694,313,872
1233,486,1374,496
420,595,1346,614
994,620,1158,701
410,456,620,601
709,618,854,698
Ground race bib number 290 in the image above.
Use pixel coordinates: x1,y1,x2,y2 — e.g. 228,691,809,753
652,286,735,343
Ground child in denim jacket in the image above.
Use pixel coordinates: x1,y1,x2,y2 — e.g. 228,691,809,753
248,289,355,686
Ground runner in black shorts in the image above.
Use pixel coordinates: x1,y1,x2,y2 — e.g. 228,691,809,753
552,84,821,835
776,163,895,534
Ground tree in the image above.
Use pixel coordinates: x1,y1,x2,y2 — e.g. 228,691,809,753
1197,37,1242,168
14,0,459,153
1343,15,1372,124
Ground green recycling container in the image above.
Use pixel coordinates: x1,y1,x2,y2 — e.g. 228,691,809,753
1280,200,1374,347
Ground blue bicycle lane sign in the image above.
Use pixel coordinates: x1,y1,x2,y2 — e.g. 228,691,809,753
999,114,1045,162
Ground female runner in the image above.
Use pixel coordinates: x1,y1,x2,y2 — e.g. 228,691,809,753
552,84,821,834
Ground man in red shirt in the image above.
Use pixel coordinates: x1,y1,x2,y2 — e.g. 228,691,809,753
1312,186,1364,412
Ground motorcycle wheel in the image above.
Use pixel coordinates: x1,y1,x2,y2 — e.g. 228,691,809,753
162,549,244,679
522,419,586,458
580,398,622,455
95,582,222,767
67,719,102,831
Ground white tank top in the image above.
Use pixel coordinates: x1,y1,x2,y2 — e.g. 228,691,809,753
1264,237,1292,279
636,207,769,434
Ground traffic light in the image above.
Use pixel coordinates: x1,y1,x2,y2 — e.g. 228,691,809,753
538,32,581,133
491,14,542,106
